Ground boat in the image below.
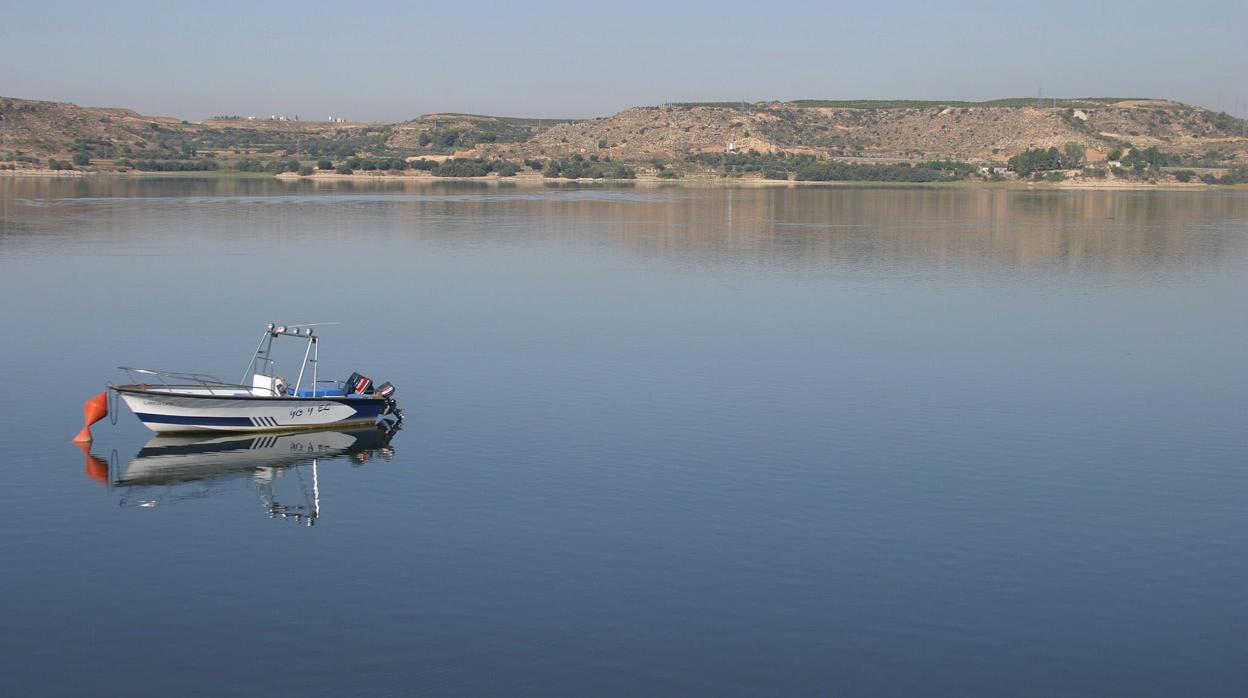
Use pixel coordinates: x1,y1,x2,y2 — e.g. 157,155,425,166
86,425,398,526
108,324,403,434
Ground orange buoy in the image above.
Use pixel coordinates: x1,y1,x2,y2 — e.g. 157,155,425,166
73,391,109,444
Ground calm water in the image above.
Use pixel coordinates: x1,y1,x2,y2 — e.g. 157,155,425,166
1,177,1245,697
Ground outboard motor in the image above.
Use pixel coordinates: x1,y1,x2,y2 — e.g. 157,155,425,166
376,381,402,424
347,372,402,426
345,372,374,395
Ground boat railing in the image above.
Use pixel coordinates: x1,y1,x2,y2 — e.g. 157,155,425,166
117,367,280,396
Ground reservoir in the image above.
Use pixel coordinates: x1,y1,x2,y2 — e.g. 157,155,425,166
1,177,1245,696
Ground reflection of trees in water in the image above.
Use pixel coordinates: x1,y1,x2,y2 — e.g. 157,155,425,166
4,177,1246,275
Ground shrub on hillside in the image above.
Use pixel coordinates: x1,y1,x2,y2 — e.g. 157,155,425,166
795,162,948,182
1122,146,1179,171
433,158,490,177
132,159,219,171
1008,147,1063,176
542,154,635,179
267,158,301,173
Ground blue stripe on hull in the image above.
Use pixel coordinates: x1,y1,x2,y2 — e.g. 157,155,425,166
135,413,255,426
135,405,382,428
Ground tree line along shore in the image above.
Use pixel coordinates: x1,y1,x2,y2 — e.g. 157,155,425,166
6,149,1247,186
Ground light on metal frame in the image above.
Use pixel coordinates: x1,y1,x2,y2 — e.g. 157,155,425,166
276,326,286,334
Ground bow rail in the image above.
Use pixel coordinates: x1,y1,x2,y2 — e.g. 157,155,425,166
116,367,279,396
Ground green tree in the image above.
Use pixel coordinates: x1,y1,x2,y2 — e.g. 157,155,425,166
1122,146,1178,171
491,160,519,176
432,158,491,177
1008,147,1062,176
266,158,300,173
72,152,90,166
317,159,333,170
1107,147,1124,161
1062,142,1085,167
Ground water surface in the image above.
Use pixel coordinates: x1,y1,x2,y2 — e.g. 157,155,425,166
1,177,1245,696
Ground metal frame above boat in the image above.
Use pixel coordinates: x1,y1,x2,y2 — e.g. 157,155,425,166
242,323,328,397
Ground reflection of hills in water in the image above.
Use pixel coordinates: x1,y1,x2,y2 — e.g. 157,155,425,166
527,187,1248,276
5,178,1247,275
88,426,396,526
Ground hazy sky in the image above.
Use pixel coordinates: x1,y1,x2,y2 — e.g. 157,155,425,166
2,0,1245,121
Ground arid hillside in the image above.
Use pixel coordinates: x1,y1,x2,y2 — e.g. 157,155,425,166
3,95,1246,175
0,96,377,163
0,97,190,156
484,100,1248,164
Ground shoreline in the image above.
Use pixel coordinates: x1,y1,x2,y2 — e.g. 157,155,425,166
1,168,1241,191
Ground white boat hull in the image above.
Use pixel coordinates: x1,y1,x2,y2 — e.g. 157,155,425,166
116,388,388,433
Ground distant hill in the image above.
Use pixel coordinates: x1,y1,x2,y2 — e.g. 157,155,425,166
2,95,1245,175
489,99,1247,164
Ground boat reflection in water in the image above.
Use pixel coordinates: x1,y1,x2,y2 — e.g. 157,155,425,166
85,425,397,525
